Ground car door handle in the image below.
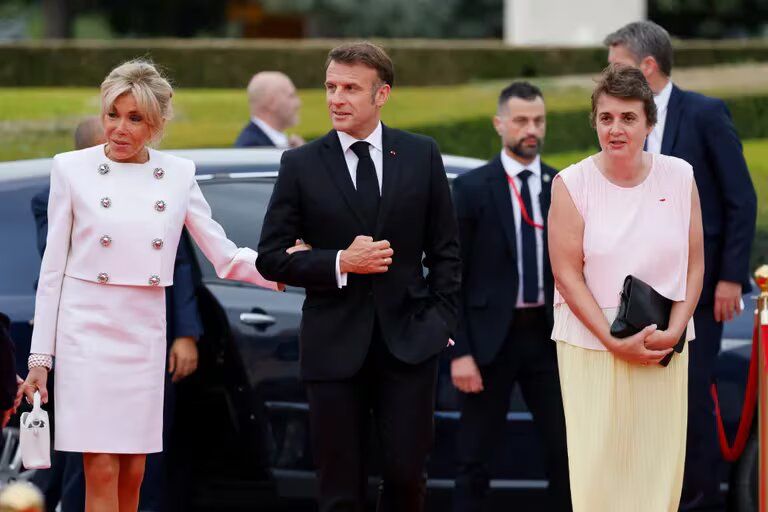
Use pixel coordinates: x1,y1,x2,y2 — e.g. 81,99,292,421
239,312,277,327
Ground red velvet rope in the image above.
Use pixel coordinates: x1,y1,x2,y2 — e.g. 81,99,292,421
709,321,762,462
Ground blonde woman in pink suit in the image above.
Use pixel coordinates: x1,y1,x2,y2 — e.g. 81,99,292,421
548,64,704,511
20,60,286,512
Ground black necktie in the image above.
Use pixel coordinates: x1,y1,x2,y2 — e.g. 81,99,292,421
351,141,380,233
517,170,538,303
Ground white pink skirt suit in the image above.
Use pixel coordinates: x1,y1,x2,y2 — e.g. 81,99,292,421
31,145,277,454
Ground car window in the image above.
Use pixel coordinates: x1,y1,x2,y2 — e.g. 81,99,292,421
193,179,275,281
0,179,46,295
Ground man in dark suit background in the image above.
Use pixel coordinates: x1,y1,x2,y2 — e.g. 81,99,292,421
605,21,758,511
30,117,204,512
234,71,304,148
450,82,571,512
257,42,461,512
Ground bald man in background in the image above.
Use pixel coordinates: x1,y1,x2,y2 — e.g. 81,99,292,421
234,71,304,148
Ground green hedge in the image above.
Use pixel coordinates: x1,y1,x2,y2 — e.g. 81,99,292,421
415,93,768,160
2,39,768,87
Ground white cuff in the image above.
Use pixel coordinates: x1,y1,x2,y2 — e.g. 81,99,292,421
335,251,348,288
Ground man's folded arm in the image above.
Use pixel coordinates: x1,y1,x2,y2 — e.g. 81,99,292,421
256,152,339,290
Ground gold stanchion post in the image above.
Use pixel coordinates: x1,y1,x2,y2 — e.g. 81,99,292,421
756,265,768,512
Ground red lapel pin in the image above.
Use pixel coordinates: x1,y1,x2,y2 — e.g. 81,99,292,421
390,150,396,156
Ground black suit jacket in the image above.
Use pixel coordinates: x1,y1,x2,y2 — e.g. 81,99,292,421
451,156,556,366
662,85,757,302
257,126,461,380
234,121,275,148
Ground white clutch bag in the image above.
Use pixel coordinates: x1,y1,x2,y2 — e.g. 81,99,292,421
19,391,51,469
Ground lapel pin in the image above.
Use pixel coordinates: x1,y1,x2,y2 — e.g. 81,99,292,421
542,174,551,183
390,150,396,156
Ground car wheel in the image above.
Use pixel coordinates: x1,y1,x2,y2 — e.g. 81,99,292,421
0,427,38,490
728,432,757,512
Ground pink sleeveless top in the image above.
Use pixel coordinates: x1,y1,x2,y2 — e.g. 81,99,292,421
552,153,696,350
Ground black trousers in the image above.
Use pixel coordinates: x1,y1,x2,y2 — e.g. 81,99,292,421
681,304,724,510
306,323,439,512
453,307,572,512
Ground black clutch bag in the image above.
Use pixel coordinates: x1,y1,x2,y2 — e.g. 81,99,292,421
610,275,686,367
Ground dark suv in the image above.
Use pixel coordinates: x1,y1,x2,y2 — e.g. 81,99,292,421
0,148,756,511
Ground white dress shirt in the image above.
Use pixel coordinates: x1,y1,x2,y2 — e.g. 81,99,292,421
500,150,545,307
334,122,385,287
252,116,289,148
645,80,673,155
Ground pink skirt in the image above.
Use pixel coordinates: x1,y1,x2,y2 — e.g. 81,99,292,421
53,276,166,453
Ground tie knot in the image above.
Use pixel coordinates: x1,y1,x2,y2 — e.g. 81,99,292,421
517,169,533,182
351,141,371,160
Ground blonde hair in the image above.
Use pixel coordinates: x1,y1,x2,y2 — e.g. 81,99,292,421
100,59,173,143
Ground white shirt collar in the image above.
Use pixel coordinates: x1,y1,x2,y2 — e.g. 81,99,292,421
251,116,289,148
500,150,541,180
337,122,383,155
654,80,674,114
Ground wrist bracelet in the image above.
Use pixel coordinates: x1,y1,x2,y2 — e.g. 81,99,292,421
28,354,53,371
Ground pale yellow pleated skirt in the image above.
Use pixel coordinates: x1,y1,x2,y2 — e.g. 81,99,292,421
555,340,688,512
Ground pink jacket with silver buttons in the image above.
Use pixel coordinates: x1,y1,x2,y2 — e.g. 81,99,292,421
31,145,276,356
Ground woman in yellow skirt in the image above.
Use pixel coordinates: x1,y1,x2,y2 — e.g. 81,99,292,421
547,64,704,512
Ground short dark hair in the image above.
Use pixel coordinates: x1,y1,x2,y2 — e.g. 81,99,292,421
604,21,673,76
497,81,543,112
590,64,657,128
326,41,394,88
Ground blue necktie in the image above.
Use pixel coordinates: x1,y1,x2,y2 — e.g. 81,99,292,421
517,170,538,303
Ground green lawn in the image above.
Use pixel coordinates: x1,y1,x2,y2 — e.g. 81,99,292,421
0,79,727,162
1,84,765,266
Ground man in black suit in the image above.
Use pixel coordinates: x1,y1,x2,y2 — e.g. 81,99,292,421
606,21,758,511
257,42,461,512
450,83,571,512
234,71,304,148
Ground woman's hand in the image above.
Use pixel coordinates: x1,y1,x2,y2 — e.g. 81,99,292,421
644,329,682,351
607,324,673,366
277,239,312,291
22,367,49,404
286,239,311,255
